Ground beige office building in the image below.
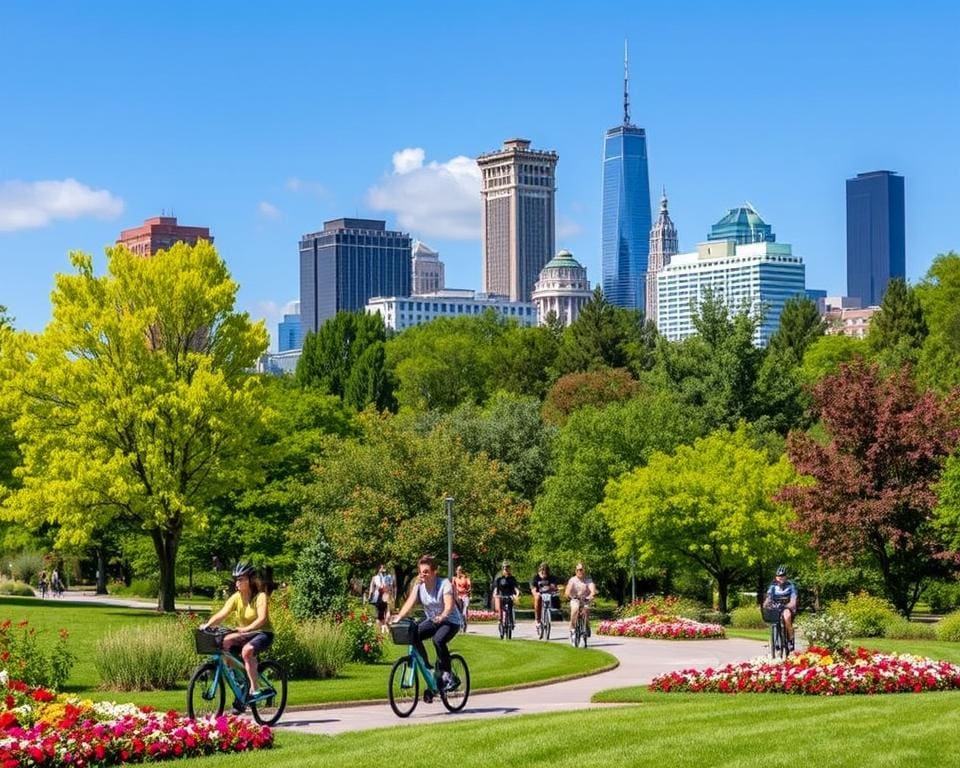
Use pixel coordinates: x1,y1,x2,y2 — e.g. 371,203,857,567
478,138,558,301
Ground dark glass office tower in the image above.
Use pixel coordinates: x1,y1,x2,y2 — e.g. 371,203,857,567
846,171,905,307
299,218,412,335
601,46,651,311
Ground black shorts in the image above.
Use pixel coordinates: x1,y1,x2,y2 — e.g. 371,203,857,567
228,632,273,655
376,599,389,621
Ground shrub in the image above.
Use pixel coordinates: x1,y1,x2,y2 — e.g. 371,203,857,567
883,616,936,640
0,579,34,596
728,605,767,629
291,536,348,620
924,582,960,614
935,610,960,642
828,592,899,637
336,609,383,663
0,618,75,689
10,552,44,585
111,578,159,599
298,621,353,678
798,611,853,652
618,595,704,621
95,621,193,690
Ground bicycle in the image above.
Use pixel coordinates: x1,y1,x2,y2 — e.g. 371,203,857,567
763,603,792,659
571,597,592,648
536,589,556,640
387,617,470,718
498,596,516,640
187,627,288,725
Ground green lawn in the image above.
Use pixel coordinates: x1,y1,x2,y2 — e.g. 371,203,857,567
0,596,615,710
155,690,960,767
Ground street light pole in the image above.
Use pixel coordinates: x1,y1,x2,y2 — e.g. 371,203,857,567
445,496,454,578
630,553,636,604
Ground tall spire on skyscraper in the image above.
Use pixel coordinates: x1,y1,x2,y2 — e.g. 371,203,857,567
623,39,630,126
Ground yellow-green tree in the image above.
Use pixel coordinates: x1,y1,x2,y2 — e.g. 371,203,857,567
599,425,802,612
0,243,268,610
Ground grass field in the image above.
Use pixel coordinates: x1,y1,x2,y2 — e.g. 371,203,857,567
152,689,960,768
0,596,616,710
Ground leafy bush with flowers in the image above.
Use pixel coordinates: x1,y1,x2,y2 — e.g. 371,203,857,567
0,619,74,690
616,595,703,622
598,613,726,640
0,668,273,766
334,609,383,663
828,592,900,637
798,611,853,652
649,645,960,695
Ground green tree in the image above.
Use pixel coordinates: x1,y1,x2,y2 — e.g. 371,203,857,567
768,297,825,365
541,367,640,426
798,334,866,388
296,311,388,402
599,425,801,613
917,251,960,391
554,287,656,376
493,324,560,399
531,389,707,601
0,243,268,610
291,533,349,619
343,340,395,411
439,392,555,503
867,277,927,370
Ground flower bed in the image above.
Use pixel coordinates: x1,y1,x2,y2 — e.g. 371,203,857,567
649,646,960,695
0,669,272,766
466,609,498,622
598,614,726,640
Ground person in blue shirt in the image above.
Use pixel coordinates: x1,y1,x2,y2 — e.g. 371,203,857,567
763,564,799,649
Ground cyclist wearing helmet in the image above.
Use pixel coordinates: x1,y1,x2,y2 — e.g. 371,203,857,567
530,563,559,634
493,561,521,629
763,565,798,650
200,563,274,705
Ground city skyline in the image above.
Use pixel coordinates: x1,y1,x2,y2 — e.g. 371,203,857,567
1,2,957,348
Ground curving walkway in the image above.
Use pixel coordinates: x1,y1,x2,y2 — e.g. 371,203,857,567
280,622,766,735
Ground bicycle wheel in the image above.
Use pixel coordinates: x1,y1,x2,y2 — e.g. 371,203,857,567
187,662,225,719
250,660,288,726
498,617,505,639
770,622,781,659
440,653,470,713
544,610,551,641
388,655,419,718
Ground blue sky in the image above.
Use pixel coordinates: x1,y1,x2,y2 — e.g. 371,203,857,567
1,1,957,348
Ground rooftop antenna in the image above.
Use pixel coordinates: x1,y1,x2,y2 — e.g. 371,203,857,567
623,39,631,125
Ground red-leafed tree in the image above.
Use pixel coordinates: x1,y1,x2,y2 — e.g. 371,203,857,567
778,360,960,615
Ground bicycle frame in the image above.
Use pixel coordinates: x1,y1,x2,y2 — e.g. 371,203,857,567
199,649,274,704
398,643,441,693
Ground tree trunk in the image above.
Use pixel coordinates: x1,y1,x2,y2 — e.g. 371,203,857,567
716,578,730,614
152,528,181,612
95,546,108,595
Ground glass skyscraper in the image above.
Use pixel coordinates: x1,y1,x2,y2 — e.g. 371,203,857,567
601,51,651,311
846,170,905,307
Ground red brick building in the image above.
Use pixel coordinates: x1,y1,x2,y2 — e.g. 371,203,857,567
117,216,212,256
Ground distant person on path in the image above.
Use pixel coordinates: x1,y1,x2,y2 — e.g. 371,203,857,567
38,571,48,598
763,564,798,650
453,565,472,631
200,563,274,710
51,568,63,597
564,562,597,642
530,562,559,633
392,555,463,691
368,564,395,634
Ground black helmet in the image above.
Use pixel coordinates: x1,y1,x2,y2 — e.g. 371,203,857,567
775,564,788,577
232,562,255,578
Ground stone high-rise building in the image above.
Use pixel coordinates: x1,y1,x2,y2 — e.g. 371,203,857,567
478,138,557,302
646,192,678,326
411,240,445,296
117,215,212,256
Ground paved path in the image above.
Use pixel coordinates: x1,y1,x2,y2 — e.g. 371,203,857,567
281,622,766,735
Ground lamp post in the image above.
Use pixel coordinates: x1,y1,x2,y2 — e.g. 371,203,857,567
444,496,454,578
630,551,636,604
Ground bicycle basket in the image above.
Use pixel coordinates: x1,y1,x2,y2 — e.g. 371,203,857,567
389,618,419,645
194,629,226,654
761,605,783,624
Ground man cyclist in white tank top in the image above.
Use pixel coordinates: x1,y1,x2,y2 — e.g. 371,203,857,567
393,555,464,691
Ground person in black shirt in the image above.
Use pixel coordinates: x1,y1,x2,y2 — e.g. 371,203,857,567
530,562,559,632
493,561,520,628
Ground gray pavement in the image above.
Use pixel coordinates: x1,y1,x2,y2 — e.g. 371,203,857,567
280,621,766,735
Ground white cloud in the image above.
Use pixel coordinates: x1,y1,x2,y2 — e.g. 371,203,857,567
557,217,583,239
367,147,481,240
285,177,329,198
0,178,124,232
257,201,282,220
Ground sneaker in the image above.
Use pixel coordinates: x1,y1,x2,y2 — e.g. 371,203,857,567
444,674,461,692
231,699,246,715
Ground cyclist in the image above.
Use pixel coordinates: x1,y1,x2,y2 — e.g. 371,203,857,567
200,563,274,709
530,562,559,634
493,561,521,631
453,565,472,632
564,562,597,643
763,564,798,650
393,555,463,691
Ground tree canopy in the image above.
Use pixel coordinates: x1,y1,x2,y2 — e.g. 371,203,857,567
0,243,268,610
917,251,960,391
